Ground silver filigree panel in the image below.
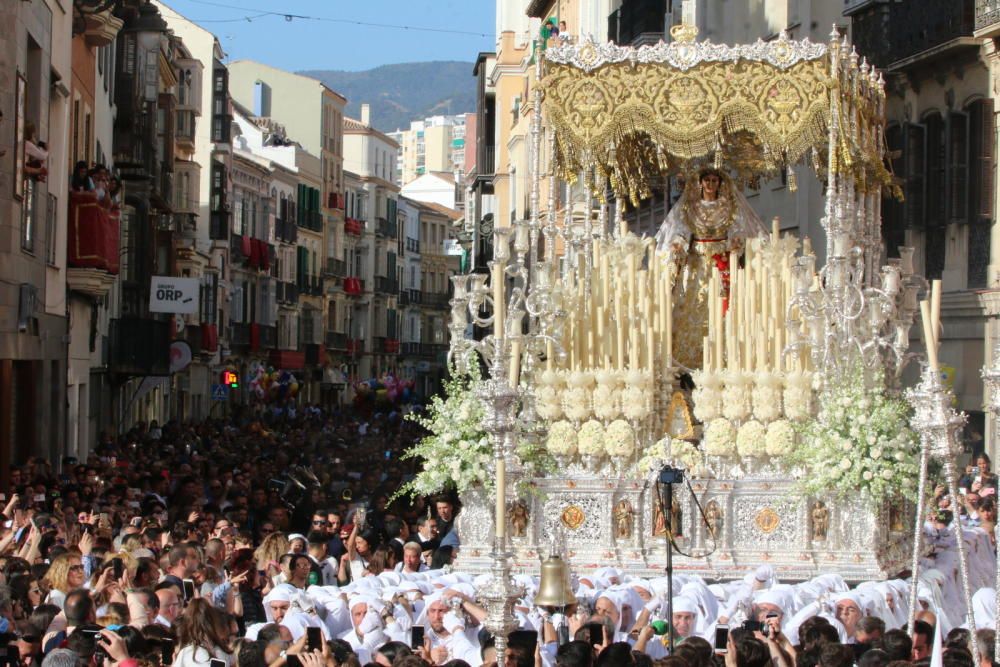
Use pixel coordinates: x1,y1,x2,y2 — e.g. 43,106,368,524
732,495,802,549
544,34,828,73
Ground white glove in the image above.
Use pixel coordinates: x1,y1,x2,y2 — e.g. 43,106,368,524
443,611,465,634
359,609,383,635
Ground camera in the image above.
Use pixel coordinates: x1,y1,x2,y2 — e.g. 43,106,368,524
659,466,685,485
742,620,766,634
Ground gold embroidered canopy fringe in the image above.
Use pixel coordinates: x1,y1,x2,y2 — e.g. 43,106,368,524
540,27,890,205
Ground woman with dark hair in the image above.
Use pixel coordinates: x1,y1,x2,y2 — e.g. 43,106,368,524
71,161,92,192
374,641,411,665
338,524,380,584
173,598,236,667
286,553,312,590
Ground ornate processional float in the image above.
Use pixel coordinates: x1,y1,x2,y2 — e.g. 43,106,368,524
413,24,933,593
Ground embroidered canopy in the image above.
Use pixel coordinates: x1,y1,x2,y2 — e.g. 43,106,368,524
541,25,889,204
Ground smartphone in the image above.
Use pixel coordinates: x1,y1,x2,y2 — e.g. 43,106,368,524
112,558,123,579
161,638,175,665
587,622,604,646
182,579,196,601
307,626,322,652
410,625,425,650
210,660,227,667
384,450,391,460
715,624,730,653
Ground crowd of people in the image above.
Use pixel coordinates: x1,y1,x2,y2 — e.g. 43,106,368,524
0,406,995,667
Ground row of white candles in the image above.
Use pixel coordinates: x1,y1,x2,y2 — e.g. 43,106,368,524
701,220,813,374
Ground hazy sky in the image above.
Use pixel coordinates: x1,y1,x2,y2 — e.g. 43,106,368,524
164,0,497,71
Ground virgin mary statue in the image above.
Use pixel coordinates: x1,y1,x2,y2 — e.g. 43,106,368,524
655,169,767,370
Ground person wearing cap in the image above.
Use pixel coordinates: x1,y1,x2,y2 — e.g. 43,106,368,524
670,596,700,640
421,594,482,665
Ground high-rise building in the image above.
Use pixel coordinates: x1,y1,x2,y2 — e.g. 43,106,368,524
389,114,469,186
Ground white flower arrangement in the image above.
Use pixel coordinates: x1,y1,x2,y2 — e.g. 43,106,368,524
535,385,563,420
577,420,606,456
562,386,593,422
604,420,636,458
764,419,796,457
592,384,621,420
396,364,492,498
736,419,767,457
565,370,596,389
546,420,578,456
751,372,784,423
783,371,814,421
704,418,737,457
621,386,651,420
721,371,752,421
691,371,723,422
638,437,672,473
790,365,919,503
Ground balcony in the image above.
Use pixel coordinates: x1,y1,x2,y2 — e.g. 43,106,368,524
346,338,364,355
373,275,399,295
405,237,420,253
421,291,450,309
67,191,120,298
325,258,347,277
344,218,363,236
401,342,421,356
275,217,298,244
277,281,299,305
268,349,306,370
176,110,196,149
228,323,277,350
298,275,324,296
852,0,976,71
78,8,124,47
607,0,666,47
325,331,348,350
373,337,401,354
298,210,322,232
343,277,365,296
398,290,410,306
230,322,250,346
327,192,345,210
110,318,170,377
184,323,219,356
976,0,1000,36
375,217,398,238
210,207,229,241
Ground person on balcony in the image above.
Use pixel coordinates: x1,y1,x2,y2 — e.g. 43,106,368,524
71,161,93,192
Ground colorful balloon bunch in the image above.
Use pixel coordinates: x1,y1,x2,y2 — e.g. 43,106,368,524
247,363,300,402
352,373,416,407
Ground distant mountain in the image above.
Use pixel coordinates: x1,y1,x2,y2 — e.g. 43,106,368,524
298,61,476,133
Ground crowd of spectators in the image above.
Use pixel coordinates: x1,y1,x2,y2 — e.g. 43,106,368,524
0,405,995,667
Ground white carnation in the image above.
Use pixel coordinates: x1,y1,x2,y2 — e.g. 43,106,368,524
605,420,636,458
577,420,606,456
736,420,767,457
764,420,796,457
704,419,737,457
546,421,578,456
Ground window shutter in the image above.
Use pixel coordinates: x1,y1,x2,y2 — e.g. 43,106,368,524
972,99,995,222
947,111,969,224
904,122,926,229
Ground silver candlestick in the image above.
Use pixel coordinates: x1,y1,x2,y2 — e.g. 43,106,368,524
906,363,978,666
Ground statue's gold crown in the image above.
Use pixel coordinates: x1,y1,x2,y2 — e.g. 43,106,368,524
670,23,699,43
